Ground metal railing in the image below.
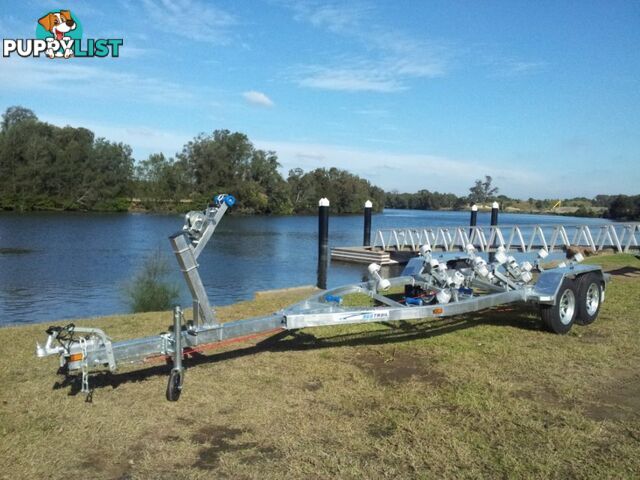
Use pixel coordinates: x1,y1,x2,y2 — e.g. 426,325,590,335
372,223,640,254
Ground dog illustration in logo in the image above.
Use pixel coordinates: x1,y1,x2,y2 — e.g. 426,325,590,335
38,10,76,58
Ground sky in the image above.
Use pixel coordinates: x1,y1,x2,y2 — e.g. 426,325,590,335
0,0,638,199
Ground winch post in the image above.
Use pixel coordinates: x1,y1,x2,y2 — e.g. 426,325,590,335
170,233,216,325
169,195,234,327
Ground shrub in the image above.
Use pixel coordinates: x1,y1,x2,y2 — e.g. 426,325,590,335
124,249,180,313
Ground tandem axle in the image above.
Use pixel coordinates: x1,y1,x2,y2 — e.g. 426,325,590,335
36,194,610,401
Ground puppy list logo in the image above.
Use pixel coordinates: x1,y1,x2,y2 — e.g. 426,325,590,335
2,9,123,59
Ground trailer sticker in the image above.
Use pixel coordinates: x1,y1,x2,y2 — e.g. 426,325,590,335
339,310,390,322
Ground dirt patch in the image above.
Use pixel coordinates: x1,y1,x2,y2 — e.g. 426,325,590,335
79,450,138,480
513,372,640,423
576,328,609,344
512,385,573,409
584,373,640,422
177,416,195,426
191,425,277,470
367,421,397,438
608,266,640,278
303,379,323,391
352,350,446,387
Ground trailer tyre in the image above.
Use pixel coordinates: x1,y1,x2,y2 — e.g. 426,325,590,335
575,273,603,326
166,369,183,401
540,279,577,334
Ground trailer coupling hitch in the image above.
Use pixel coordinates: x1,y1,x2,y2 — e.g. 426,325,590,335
36,324,117,397
36,323,76,357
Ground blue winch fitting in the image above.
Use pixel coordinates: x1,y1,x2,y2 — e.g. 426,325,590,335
405,297,423,306
325,294,343,304
214,194,236,207
458,287,473,295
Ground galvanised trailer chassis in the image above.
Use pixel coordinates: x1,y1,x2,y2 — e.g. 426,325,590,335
36,195,610,401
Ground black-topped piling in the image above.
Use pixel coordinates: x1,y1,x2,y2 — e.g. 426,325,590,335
363,200,372,246
489,201,499,262
469,204,478,237
317,197,330,289
490,201,499,227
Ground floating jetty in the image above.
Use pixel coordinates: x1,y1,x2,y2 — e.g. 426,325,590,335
330,246,395,265
332,223,640,265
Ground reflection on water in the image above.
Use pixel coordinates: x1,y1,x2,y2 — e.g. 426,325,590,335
0,209,611,325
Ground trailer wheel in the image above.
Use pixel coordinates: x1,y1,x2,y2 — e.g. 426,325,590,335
540,278,577,334
166,370,183,401
575,273,603,326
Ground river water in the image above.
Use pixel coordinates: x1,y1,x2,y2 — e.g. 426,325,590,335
0,209,611,326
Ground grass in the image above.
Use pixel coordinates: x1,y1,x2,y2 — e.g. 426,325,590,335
0,254,639,479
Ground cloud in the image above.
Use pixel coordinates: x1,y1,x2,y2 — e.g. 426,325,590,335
480,54,547,77
141,0,236,44
285,3,544,92
505,61,546,74
255,139,547,196
295,64,403,92
262,140,638,198
0,57,196,104
283,3,450,92
242,90,275,107
354,108,389,117
292,54,445,92
33,0,104,18
287,1,368,33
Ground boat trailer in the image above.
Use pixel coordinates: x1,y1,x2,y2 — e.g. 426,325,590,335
36,194,610,401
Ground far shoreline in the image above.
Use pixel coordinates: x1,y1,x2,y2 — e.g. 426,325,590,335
0,201,616,220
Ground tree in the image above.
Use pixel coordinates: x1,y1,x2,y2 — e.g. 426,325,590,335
1,106,37,132
248,149,292,214
0,116,59,209
134,153,191,207
178,130,252,195
286,167,384,214
468,175,499,205
385,189,465,210
608,195,636,220
177,129,291,214
53,126,95,205
287,168,306,209
594,194,614,207
0,106,137,211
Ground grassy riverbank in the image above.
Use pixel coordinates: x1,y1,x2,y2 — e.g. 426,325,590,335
1,254,639,479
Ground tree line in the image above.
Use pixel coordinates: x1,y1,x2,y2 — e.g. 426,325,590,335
0,106,133,211
0,106,383,214
0,106,636,219
387,175,639,221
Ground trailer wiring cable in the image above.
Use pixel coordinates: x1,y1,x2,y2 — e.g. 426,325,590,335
47,323,77,353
